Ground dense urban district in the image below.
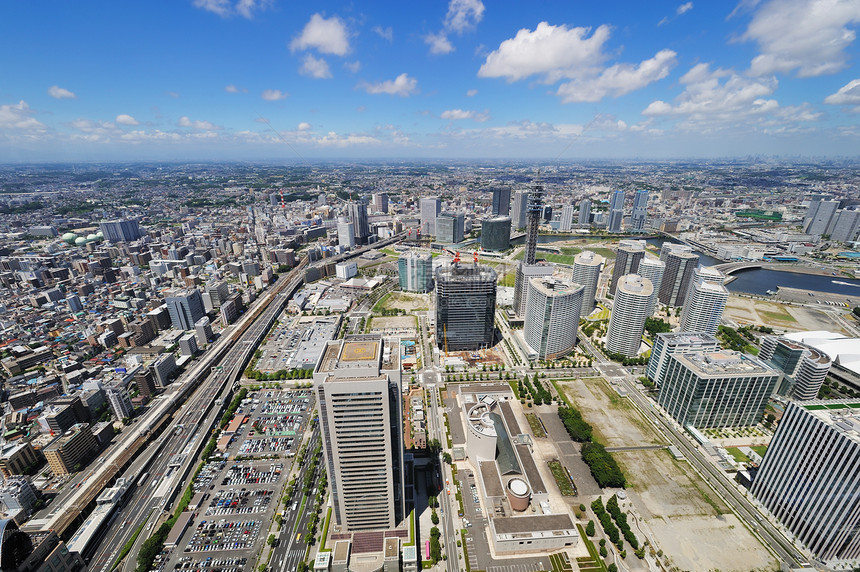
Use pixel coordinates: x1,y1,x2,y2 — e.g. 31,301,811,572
0,160,860,572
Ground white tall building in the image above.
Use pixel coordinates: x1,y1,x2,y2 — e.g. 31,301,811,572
337,217,356,249
525,277,584,360
572,250,604,318
607,274,652,358
751,400,860,564
314,335,405,531
372,193,389,214
759,336,832,400
679,280,729,336
560,205,576,232
636,256,665,316
831,208,860,242
511,190,529,230
803,199,840,236
420,197,441,236
692,265,727,286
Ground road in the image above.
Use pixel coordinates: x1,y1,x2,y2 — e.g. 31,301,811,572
425,381,459,572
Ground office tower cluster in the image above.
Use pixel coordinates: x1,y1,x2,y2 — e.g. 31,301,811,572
435,262,497,351
802,198,860,241
607,190,625,232
436,212,465,244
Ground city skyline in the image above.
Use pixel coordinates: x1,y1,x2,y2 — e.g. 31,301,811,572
2,0,860,161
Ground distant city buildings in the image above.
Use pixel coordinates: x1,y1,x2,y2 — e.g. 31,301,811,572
98,219,143,243
491,187,511,217
607,190,625,232
420,196,441,236
630,189,648,231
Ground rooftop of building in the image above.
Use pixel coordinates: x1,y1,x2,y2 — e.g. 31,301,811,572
676,351,775,377
618,274,654,296
574,250,604,265
316,334,398,376
656,332,721,345
43,423,90,451
491,513,576,535
436,262,497,282
797,401,860,443
529,277,583,297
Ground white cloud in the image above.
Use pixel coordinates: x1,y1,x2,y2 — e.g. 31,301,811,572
344,61,361,73
445,0,485,33
192,0,269,19
115,114,139,126
677,2,694,15
178,116,221,130
290,13,350,56
225,84,248,93
359,73,418,97
743,0,860,77
298,122,312,131
586,113,628,131
373,26,393,41
261,89,289,101
425,32,454,55
48,86,76,99
466,89,478,97
556,49,677,103
315,131,381,148
825,78,860,106
440,109,489,122
478,22,611,82
300,54,332,79
0,101,46,131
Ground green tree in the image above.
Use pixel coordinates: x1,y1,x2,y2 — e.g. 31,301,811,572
585,520,595,536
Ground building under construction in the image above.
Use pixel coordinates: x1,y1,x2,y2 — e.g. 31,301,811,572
435,258,497,352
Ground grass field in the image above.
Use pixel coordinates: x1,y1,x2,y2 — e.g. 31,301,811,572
725,447,750,463
548,460,576,496
499,272,516,287
525,412,546,437
588,247,616,259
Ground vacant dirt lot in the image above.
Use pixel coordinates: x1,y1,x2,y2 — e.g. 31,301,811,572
380,291,431,311
724,295,848,333
556,377,777,572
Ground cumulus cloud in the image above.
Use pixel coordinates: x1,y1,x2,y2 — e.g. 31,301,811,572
0,101,46,131
445,0,485,33
466,89,478,97
556,49,677,103
48,86,76,99
297,122,312,131
358,73,418,97
677,2,694,15
440,109,489,122
425,32,454,55
291,14,350,56
225,84,248,93
743,0,860,77
115,114,139,126
300,54,332,79
178,116,221,130
824,78,860,110
344,61,361,73
261,89,289,101
478,22,611,82
373,26,393,41
192,0,269,19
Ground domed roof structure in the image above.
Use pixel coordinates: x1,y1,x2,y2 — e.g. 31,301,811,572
0,519,33,570
62,232,77,244
74,237,87,246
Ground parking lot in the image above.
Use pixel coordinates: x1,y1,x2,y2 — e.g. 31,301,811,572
185,519,262,552
174,555,247,572
204,489,274,516
234,391,311,456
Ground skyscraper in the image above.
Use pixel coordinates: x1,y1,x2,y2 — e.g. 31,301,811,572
560,205,576,232
657,350,779,428
572,250,604,318
658,244,699,307
610,240,646,295
525,277,584,360
348,202,370,245
436,263,497,351
578,199,591,225
636,256,665,317
513,183,548,316
646,332,721,387
511,190,529,230
436,212,465,243
513,262,555,316
165,289,205,330
372,192,389,214
398,251,433,293
831,208,860,242
751,400,860,563
679,280,729,336
420,196,441,236
803,199,840,236
491,187,512,216
630,189,648,231
337,216,355,249
606,274,652,358
481,217,511,251
314,334,405,531
99,219,143,243
759,336,831,400
607,190,625,232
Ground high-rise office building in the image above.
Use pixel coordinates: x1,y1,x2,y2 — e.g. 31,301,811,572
606,274,652,358
636,256,665,316
337,217,356,249
630,189,648,231
436,263,497,351
831,208,860,242
511,190,529,230
759,336,831,400
165,289,205,330
398,251,433,293
679,280,729,336
578,199,591,225
481,217,511,251
525,277,584,359
99,219,143,243
195,316,213,347
348,202,370,245
658,244,699,307
560,205,576,232
607,190,625,232
420,197,441,236
610,240,646,295
513,262,555,316
751,400,860,563
657,350,780,428
491,187,511,216
572,250,604,318
803,199,840,236
646,332,721,386
436,212,465,244
314,334,405,531
372,192,389,214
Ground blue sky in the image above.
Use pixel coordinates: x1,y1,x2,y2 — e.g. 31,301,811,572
2,0,860,161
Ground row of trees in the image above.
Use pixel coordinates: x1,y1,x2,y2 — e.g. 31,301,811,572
606,494,640,553
520,374,553,405
557,405,625,488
